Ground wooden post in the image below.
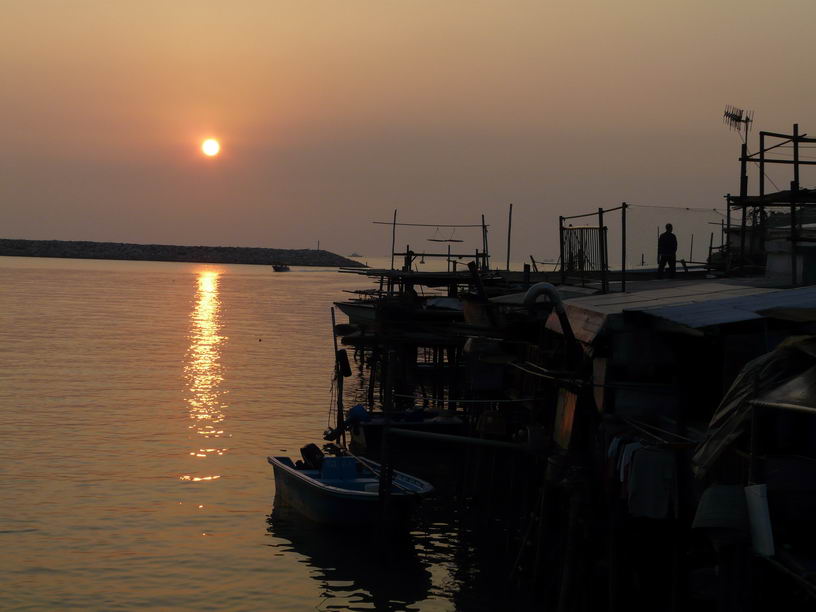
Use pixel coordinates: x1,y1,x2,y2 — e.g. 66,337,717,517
336,360,345,445
608,501,621,612
482,214,488,271
725,194,732,274
557,488,583,612
791,182,798,286
506,203,513,271
330,307,346,446
792,125,800,286
390,209,398,270
447,345,457,412
580,227,587,286
739,144,748,268
740,204,747,270
379,350,395,523
532,482,550,582
749,377,761,484
621,202,627,293
794,123,800,187
759,133,766,199
689,233,694,262
559,216,565,285
758,132,766,271
367,349,378,409
598,207,607,293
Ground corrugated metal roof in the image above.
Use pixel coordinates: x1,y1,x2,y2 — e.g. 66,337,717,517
637,303,764,328
490,285,596,305
545,282,774,341
636,285,816,329
568,282,776,314
545,282,816,341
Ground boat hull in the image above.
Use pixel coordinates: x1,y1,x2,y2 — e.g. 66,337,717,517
268,455,431,526
334,300,464,327
350,414,464,455
334,301,377,325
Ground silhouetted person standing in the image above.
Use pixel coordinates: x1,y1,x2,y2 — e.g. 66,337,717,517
657,223,677,278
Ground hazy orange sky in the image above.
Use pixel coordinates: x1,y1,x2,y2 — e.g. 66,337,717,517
2,1,814,262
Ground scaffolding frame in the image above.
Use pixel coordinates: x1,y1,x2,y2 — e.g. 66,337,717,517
729,123,816,285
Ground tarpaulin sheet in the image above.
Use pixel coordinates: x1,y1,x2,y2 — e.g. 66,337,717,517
693,336,816,478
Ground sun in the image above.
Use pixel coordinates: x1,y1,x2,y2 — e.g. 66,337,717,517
201,138,220,157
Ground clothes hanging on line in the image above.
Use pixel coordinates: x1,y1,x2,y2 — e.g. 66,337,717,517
606,433,678,520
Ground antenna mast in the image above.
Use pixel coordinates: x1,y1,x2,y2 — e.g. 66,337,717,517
723,105,754,143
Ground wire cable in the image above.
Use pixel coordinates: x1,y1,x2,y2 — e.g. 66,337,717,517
628,203,726,216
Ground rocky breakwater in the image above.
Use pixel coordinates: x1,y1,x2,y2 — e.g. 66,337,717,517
0,239,365,268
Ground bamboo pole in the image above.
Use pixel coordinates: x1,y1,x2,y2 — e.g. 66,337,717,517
506,203,513,271
390,209,397,270
621,202,627,292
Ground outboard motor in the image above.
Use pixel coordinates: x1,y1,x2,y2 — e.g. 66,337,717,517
300,443,324,470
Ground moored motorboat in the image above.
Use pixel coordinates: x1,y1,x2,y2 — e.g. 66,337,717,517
334,296,463,328
346,407,464,455
268,445,433,525
273,264,290,272
334,300,377,325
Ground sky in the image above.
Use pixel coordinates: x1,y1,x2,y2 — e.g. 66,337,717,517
2,0,815,263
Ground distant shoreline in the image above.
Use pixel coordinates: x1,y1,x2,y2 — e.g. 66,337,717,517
0,238,365,268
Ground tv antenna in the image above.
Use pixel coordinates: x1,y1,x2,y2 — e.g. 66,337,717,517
723,105,754,143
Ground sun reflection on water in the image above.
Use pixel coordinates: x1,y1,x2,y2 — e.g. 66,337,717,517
181,270,228,482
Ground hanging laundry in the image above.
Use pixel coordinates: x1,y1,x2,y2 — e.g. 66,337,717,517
628,447,677,519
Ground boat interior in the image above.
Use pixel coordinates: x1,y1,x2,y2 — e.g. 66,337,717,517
276,454,393,492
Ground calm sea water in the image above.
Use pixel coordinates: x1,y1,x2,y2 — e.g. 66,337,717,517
0,257,517,611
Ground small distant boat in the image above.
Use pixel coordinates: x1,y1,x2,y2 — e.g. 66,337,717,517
268,445,433,526
348,252,363,258
273,264,290,272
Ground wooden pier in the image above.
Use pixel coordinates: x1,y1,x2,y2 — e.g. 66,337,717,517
326,126,816,608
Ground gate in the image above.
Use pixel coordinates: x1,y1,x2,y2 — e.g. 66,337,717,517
560,224,608,290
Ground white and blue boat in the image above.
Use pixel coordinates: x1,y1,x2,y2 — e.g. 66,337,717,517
267,447,433,526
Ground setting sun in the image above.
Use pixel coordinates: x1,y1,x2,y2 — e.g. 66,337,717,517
201,138,220,157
